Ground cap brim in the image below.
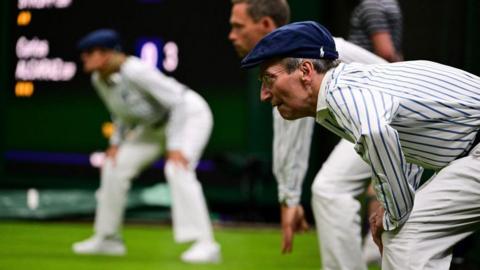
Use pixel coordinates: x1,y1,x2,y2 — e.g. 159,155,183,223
240,58,265,69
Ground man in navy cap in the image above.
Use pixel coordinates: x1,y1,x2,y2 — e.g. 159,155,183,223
72,29,221,263
229,1,385,269
242,21,480,270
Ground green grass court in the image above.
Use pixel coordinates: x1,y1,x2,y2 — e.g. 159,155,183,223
0,222,380,270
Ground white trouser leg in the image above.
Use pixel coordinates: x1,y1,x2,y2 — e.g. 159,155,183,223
94,135,162,237
165,90,215,243
311,139,372,270
165,162,214,243
382,146,480,270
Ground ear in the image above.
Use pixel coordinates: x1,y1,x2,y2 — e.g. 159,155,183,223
259,16,276,32
299,60,314,84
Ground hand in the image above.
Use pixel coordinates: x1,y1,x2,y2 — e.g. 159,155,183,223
281,204,309,254
105,145,119,166
369,205,385,255
166,150,189,169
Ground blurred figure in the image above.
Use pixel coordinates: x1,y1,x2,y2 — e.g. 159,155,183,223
229,1,384,269
349,0,403,265
349,0,403,62
72,29,220,264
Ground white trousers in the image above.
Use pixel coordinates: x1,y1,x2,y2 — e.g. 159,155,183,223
311,138,372,270
382,143,480,270
94,90,215,243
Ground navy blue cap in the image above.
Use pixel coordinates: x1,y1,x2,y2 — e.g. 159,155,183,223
241,21,338,68
77,29,122,52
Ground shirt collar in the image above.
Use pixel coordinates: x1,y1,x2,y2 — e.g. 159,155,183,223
315,67,335,123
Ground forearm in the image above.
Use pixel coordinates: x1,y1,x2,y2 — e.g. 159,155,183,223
109,118,127,145
361,128,417,231
273,111,314,206
370,32,400,62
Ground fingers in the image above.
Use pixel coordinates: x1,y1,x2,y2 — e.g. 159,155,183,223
294,217,309,233
368,206,386,255
369,214,384,255
294,206,309,233
166,151,189,169
105,147,118,167
372,232,383,255
281,228,293,254
300,219,309,232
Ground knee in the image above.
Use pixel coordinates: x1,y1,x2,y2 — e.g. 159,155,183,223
101,162,137,191
164,161,187,182
164,161,200,187
164,161,177,182
104,160,141,180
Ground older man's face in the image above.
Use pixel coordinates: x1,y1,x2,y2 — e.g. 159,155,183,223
259,61,311,120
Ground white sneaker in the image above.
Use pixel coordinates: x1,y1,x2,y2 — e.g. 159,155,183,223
72,235,126,256
181,241,221,264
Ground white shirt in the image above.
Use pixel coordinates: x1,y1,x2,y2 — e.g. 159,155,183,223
92,56,188,150
316,60,480,230
273,38,387,206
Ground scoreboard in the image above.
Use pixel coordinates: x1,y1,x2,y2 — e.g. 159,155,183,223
3,0,247,179
9,0,244,95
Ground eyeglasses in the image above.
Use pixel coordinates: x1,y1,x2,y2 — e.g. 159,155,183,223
259,73,276,89
258,68,285,89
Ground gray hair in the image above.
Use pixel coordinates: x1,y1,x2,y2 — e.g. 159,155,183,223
282,58,341,74
231,0,290,27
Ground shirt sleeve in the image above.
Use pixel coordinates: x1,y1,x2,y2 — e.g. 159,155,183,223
334,37,387,64
326,86,422,231
272,109,315,206
121,58,186,151
109,116,127,145
90,74,129,146
358,1,390,35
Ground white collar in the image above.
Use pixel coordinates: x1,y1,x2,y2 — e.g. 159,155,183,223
315,68,335,122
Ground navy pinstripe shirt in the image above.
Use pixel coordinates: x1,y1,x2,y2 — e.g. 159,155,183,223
316,61,480,230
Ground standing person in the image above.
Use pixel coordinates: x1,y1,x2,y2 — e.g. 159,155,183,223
349,0,403,62
229,1,385,269
349,0,404,261
71,29,221,264
241,21,480,270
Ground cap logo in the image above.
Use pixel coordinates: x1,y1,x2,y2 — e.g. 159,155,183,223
319,46,325,58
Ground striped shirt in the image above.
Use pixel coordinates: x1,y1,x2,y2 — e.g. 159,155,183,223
273,37,387,206
348,0,402,53
316,61,480,230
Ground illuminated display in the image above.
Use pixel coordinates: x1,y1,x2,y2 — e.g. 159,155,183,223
4,0,244,177
17,11,31,26
18,0,73,9
15,81,34,97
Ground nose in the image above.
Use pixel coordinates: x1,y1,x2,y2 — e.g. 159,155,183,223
228,30,236,41
260,87,272,102
80,52,88,62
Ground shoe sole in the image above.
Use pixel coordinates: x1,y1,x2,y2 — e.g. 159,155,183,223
73,247,126,256
181,254,221,264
